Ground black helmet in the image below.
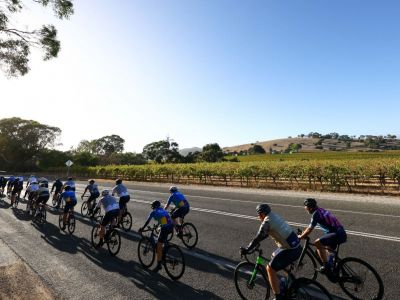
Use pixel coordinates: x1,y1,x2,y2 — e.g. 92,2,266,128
64,185,72,191
68,177,73,181
151,200,161,209
39,182,47,188
89,179,95,184
116,178,122,185
169,186,178,193
304,198,317,209
56,178,61,182
256,203,271,215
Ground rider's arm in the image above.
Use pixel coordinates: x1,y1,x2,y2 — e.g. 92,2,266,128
141,212,154,230
81,186,88,198
164,195,173,210
298,226,313,239
246,221,269,251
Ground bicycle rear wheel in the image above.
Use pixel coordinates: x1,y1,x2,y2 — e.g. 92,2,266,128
294,250,318,280
58,213,64,230
138,237,155,268
337,257,384,300
52,195,58,207
81,201,89,216
288,277,332,300
67,214,76,234
163,244,185,280
106,229,121,256
234,261,271,300
120,212,132,232
180,222,198,249
91,226,103,248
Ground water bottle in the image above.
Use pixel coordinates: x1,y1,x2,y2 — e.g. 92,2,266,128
279,275,287,295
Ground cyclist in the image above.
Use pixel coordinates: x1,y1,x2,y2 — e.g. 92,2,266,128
93,189,119,244
51,178,63,208
25,181,39,213
10,177,23,206
0,176,7,195
23,174,37,198
81,179,100,214
63,177,76,192
163,186,189,236
240,204,301,300
6,175,15,195
59,185,77,230
298,198,347,273
112,179,130,219
32,182,50,215
139,200,173,273
38,177,49,188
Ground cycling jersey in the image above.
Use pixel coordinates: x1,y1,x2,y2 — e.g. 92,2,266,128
257,211,300,249
27,184,39,194
51,180,63,193
112,184,129,197
7,176,15,186
36,186,50,197
309,207,344,234
60,191,77,204
167,191,189,208
86,183,99,195
145,207,173,228
64,180,75,189
27,176,37,185
96,195,119,213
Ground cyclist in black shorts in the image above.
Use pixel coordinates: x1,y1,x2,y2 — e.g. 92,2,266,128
0,176,7,195
81,179,100,214
112,179,130,219
33,183,50,213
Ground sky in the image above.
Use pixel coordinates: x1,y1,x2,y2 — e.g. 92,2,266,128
1,0,400,153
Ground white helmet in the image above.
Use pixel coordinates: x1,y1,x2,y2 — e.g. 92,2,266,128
101,189,110,197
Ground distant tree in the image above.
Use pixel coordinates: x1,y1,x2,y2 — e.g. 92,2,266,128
0,0,74,77
142,139,181,163
201,143,224,162
73,151,99,166
96,135,125,155
248,144,266,154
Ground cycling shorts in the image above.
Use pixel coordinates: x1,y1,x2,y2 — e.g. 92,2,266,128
64,200,77,214
101,209,119,226
36,195,50,205
157,225,173,244
171,206,189,219
319,227,347,250
88,192,100,202
119,195,130,210
269,245,302,271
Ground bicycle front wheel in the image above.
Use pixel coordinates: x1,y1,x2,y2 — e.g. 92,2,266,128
52,195,58,207
68,214,76,234
337,257,384,300
106,229,121,256
234,261,271,300
294,250,318,280
91,226,102,248
288,277,332,300
120,212,132,232
138,237,155,268
81,201,89,216
180,222,198,249
163,244,185,280
58,213,64,230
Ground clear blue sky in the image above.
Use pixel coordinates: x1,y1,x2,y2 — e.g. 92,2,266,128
1,0,399,152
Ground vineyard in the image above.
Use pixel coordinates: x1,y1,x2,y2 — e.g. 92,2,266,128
49,153,400,195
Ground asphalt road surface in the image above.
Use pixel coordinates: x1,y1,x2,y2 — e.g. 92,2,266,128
0,181,398,299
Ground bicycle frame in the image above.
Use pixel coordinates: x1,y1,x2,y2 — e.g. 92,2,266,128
298,236,340,271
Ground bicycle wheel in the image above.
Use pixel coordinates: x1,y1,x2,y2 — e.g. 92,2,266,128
337,257,384,300
91,226,103,248
163,244,185,280
180,222,198,249
67,214,76,234
120,212,132,232
137,237,155,268
294,250,318,281
58,213,64,230
288,277,332,300
106,229,121,256
41,208,47,223
13,197,18,208
52,195,58,207
234,261,271,300
81,201,89,216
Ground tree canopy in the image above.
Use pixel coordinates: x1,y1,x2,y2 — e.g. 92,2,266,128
201,143,224,162
0,0,74,77
142,139,181,163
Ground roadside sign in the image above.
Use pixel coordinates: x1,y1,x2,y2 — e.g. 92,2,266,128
65,160,73,167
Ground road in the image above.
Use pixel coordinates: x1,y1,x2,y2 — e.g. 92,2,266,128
0,181,398,299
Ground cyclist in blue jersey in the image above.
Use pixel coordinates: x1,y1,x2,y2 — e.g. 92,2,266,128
298,198,347,273
6,175,15,195
59,185,77,230
93,190,120,243
164,186,189,237
139,200,173,273
81,179,100,214
112,179,130,219
62,177,76,192
241,204,301,300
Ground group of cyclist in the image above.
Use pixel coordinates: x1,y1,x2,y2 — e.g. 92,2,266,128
240,199,347,300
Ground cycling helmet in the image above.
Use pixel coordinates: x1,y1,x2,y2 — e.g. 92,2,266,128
101,189,110,196
56,178,61,182
256,203,271,215
151,200,161,209
169,186,178,193
32,181,38,185
115,178,122,185
89,179,95,184
39,182,47,188
68,177,73,181
64,185,72,191
304,198,317,209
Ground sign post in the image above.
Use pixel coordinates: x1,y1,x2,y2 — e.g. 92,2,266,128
65,160,74,177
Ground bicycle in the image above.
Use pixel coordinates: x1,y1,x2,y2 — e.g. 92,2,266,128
81,195,98,217
32,202,47,224
117,205,132,232
51,191,61,207
11,193,20,208
58,205,76,234
295,229,384,300
138,224,185,280
234,244,333,300
165,207,198,249
91,215,121,256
